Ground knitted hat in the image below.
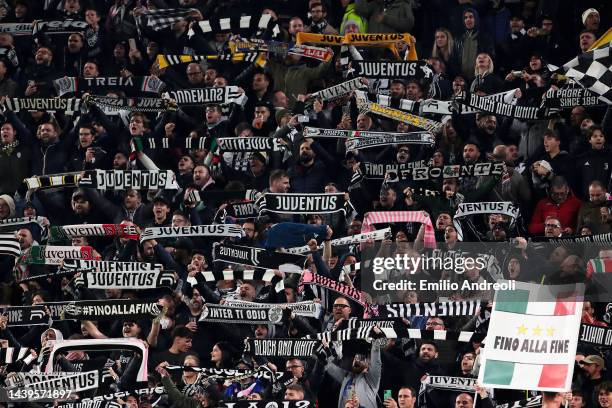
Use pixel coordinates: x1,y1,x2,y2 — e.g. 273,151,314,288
0,194,16,217
582,8,599,25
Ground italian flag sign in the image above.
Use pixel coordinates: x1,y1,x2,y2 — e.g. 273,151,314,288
586,258,612,278
479,281,583,392
19,245,99,265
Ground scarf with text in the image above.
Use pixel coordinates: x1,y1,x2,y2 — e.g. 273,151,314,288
0,217,47,241
495,396,542,408
157,52,266,69
4,305,49,326
530,233,612,244
6,371,99,394
141,8,198,31
3,98,82,115
299,270,368,308
422,375,478,392
579,323,612,347
303,127,435,145
0,20,87,36
194,269,277,283
23,172,81,190
140,224,244,243
86,95,174,113
370,301,481,318
357,160,432,180
62,259,163,272
232,39,333,62
213,243,307,270
199,303,284,324
188,189,260,206
296,32,417,60
50,224,139,242
542,86,604,109
19,245,98,265
356,91,442,132
163,86,244,105
53,76,165,97
362,211,436,248
221,402,312,408
346,132,435,150
166,365,285,381
225,299,322,319
188,14,281,40
58,387,165,408
394,162,505,182
74,270,176,290
308,77,367,102
78,169,180,190
454,92,557,119
453,201,519,241
352,60,433,80
223,200,259,220
130,136,208,152
217,137,287,152
60,299,161,321
244,338,320,358
285,227,391,254
0,234,22,257
256,193,351,215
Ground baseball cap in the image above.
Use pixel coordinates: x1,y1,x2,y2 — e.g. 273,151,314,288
581,355,604,367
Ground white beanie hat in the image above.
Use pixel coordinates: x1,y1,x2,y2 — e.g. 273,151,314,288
0,194,15,218
582,8,599,25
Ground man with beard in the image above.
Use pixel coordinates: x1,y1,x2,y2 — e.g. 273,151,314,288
400,341,443,392
460,141,481,193
457,352,476,377
289,139,333,193
471,114,502,154
576,181,611,234
327,331,383,408
304,2,338,35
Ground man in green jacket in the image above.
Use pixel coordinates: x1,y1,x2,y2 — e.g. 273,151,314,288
354,0,414,34
156,362,209,408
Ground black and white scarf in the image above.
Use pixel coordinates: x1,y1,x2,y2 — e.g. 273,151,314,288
166,365,285,381
7,371,99,394
23,172,81,190
395,162,505,181
199,303,284,324
224,201,259,220
452,201,519,241
187,14,281,40
131,136,208,151
225,299,322,319
370,301,481,318
0,233,22,257
352,60,433,80
74,271,176,290
308,77,367,102
60,299,161,321
421,375,478,392
285,227,391,254
140,225,244,243
542,85,604,108
78,169,180,190
244,338,320,358
345,132,435,150
53,76,165,97
2,98,81,114
299,270,368,308
213,243,307,270
142,8,198,31
220,402,312,408
62,259,163,272
255,193,350,215
59,388,164,408
188,189,260,206
304,327,375,342
579,323,612,346
4,305,49,327
217,137,286,152
0,20,87,36
495,396,542,408
530,233,612,244
163,86,244,106
0,347,34,365
454,92,557,119
194,269,277,283
86,95,173,113
356,160,432,180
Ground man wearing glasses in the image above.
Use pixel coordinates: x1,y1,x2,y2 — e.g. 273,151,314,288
324,297,352,331
528,176,581,236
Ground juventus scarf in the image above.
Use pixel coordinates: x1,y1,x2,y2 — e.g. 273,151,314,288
542,86,604,108
255,193,350,215
356,92,442,133
579,323,612,346
224,299,322,319
0,217,50,243
452,201,519,241
244,338,320,358
221,402,312,408
0,347,34,364
233,39,333,62
60,299,161,321
75,270,176,290
50,224,140,242
140,224,244,243
7,371,99,394
87,95,173,113
303,127,434,145
371,301,481,318
495,396,542,408
53,76,165,97
131,136,208,151
213,243,307,270
0,234,21,257
59,387,165,408
454,92,556,119
361,211,436,249
163,86,244,106
299,270,368,308
530,233,612,244
345,132,435,150
20,245,98,265
4,305,49,327
157,52,265,69
395,162,505,181
217,137,286,152
296,32,417,60
188,189,260,206
199,303,284,324
195,268,277,283
285,227,391,254
305,327,374,342
188,14,281,39
352,61,433,80
166,365,285,381
308,77,367,102
23,172,81,190
0,20,87,36
62,259,163,272
422,376,477,392
357,160,432,180
3,98,82,115
142,8,198,31
225,201,258,219
78,169,180,190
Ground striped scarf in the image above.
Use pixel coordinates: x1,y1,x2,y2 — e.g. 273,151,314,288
362,211,436,248
142,8,198,31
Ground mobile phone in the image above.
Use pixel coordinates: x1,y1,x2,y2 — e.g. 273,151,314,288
384,390,393,400
128,38,137,51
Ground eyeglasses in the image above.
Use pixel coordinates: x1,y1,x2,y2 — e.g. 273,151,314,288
333,304,349,309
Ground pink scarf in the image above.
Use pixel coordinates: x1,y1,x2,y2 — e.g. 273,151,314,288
362,211,436,248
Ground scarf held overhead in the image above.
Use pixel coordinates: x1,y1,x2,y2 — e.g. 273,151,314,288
199,303,284,324
62,259,163,272
75,270,176,290
139,225,244,243
345,132,435,150
352,60,433,79
396,162,505,181
362,211,436,248
20,245,98,265
50,224,140,241
3,98,82,115
163,86,243,105
255,193,351,215
60,299,161,320
53,76,165,97
78,169,180,190
213,243,307,270
284,227,391,254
